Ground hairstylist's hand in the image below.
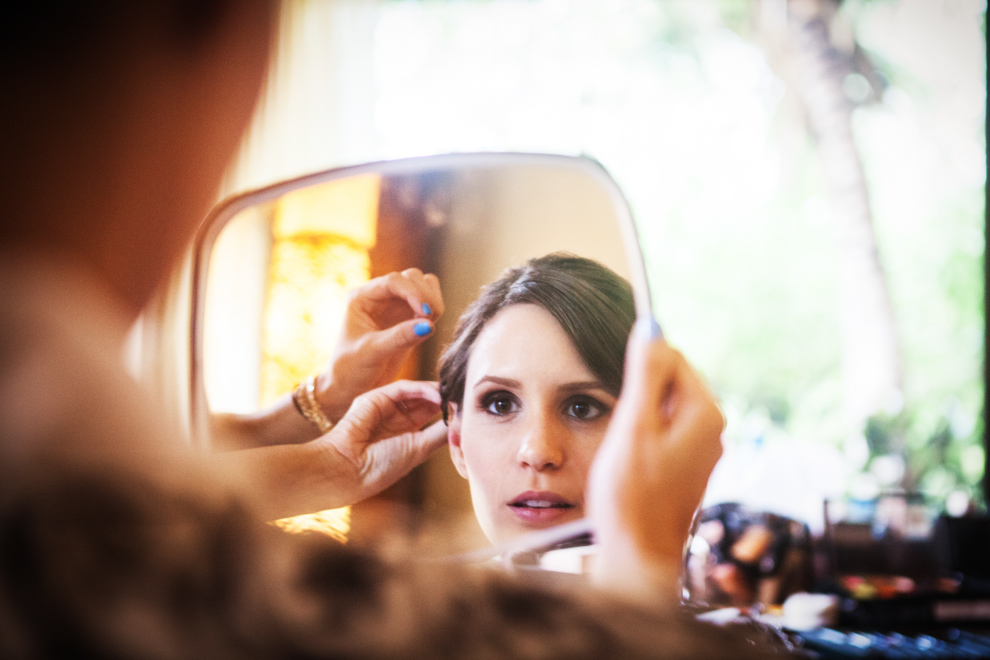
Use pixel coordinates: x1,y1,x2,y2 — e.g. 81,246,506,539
588,323,724,607
315,380,447,508
220,381,447,520
317,269,444,424
208,271,442,453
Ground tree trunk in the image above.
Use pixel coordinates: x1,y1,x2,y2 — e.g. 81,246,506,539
758,0,903,433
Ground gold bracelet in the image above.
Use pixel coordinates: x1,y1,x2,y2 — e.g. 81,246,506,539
292,376,334,435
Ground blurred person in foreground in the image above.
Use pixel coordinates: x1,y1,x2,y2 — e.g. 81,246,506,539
0,1,789,657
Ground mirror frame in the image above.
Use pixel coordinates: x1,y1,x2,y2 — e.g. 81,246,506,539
189,152,653,451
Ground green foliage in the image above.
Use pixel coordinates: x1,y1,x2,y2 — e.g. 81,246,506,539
695,0,986,506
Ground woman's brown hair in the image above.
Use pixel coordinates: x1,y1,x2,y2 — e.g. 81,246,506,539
438,252,636,422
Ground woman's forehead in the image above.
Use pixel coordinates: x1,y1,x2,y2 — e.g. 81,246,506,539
465,303,599,388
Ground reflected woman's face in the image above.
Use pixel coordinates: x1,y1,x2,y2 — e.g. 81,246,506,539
447,303,617,545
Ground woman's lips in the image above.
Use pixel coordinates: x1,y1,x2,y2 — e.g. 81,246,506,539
507,491,577,525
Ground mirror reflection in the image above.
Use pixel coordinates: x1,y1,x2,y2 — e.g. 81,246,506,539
193,154,644,548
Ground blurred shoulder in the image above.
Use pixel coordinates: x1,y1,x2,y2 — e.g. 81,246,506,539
0,250,182,469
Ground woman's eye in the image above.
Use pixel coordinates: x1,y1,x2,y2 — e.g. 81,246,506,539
482,392,519,416
564,397,606,421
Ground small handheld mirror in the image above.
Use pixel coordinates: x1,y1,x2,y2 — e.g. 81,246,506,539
190,153,655,553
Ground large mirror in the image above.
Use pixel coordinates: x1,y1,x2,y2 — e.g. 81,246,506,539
190,152,651,550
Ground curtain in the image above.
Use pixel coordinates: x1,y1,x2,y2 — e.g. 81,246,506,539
226,0,384,195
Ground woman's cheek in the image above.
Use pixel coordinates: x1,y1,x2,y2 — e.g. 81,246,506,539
462,420,499,479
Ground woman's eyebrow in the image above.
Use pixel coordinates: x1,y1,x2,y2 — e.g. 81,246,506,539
558,381,609,394
473,375,522,389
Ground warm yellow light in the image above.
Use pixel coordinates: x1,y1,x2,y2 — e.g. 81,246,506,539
270,508,351,544
260,241,370,407
274,173,381,247
263,174,381,540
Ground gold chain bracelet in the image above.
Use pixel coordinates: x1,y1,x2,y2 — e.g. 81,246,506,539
292,376,334,435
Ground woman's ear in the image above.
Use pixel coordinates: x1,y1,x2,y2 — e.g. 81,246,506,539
446,404,468,479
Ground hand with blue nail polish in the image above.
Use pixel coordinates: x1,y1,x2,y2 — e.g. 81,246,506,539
314,268,445,425
212,269,445,451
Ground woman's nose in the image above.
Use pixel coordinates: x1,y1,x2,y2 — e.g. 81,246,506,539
516,416,564,471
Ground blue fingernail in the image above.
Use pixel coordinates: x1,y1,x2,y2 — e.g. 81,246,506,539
649,317,664,339
421,303,432,315
414,321,432,337
637,316,664,340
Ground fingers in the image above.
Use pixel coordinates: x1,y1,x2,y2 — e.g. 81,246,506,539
610,323,724,484
615,322,680,433
360,379,441,409
372,317,437,353
419,271,444,318
353,268,445,322
364,419,448,497
354,269,444,348
353,380,442,429
408,420,449,457
620,320,724,439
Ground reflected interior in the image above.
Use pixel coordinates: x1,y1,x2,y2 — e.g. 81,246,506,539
198,157,636,550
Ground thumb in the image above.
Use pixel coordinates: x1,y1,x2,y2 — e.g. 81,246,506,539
365,420,448,479
402,420,448,462
615,321,674,430
371,318,435,354
329,391,382,451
